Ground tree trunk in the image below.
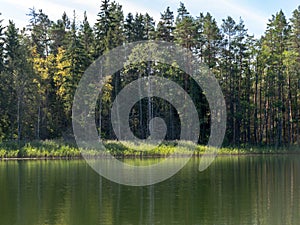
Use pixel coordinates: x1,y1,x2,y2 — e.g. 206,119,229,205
17,95,21,142
138,74,144,138
37,103,41,140
254,68,258,145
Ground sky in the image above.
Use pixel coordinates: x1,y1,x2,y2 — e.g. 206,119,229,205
0,0,299,38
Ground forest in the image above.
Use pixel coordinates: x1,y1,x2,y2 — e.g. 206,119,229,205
0,0,299,148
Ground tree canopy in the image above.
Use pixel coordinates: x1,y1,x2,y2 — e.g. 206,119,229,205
0,2,299,147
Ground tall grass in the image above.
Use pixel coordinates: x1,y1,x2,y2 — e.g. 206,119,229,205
0,139,299,159
0,140,81,159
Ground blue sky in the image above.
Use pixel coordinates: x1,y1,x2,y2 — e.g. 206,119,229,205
0,0,299,38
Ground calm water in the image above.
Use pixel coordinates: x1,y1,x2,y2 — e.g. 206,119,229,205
0,156,300,225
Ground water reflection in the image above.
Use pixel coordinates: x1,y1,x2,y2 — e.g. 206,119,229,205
0,156,299,225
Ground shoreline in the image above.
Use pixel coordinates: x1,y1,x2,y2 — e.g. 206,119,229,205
1,140,299,160
1,151,300,161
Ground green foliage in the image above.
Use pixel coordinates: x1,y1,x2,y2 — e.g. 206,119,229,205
1,140,299,159
156,7,174,42
0,140,81,159
0,2,299,148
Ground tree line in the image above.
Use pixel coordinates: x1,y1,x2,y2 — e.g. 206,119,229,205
0,1,299,147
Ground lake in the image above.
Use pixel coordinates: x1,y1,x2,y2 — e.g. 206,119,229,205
0,156,300,225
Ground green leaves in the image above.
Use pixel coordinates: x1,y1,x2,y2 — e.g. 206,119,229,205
0,3,299,147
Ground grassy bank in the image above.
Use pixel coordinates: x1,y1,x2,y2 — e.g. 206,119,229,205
0,140,299,159
0,140,81,159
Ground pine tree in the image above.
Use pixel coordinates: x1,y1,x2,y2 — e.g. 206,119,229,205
0,15,7,139
56,11,91,131
157,7,174,42
94,0,111,57
4,21,33,141
0,14,4,72
124,13,155,42
133,13,144,41
176,2,189,23
261,10,289,146
220,16,249,145
202,13,221,68
27,8,52,56
174,14,196,50
79,11,94,59
49,12,70,54
288,6,300,145
174,3,196,97
124,13,134,42
143,13,155,40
